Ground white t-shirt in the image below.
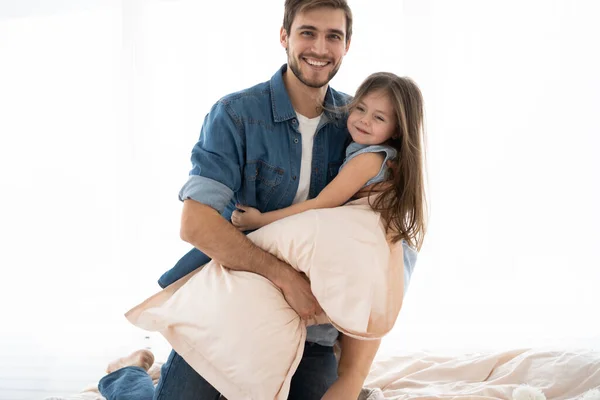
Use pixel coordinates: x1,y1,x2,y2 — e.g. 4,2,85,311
292,112,322,204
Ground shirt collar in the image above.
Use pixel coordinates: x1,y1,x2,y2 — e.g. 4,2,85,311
269,64,344,123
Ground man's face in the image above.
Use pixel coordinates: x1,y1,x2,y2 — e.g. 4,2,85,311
281,7,350,89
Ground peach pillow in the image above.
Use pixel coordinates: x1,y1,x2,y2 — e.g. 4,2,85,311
125,198,405,400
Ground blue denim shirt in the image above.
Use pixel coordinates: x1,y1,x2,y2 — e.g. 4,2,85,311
158,64,351,346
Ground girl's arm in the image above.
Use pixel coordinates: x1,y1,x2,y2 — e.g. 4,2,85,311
231,152,385,231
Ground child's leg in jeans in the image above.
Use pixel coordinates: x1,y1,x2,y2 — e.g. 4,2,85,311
98,350,155,400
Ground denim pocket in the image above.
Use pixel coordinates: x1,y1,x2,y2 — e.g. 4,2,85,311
245,159,284,186
243,159,284,208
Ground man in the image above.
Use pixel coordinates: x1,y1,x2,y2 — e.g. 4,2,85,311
99,1,383,399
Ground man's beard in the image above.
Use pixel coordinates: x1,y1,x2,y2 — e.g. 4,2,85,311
288,53,341,89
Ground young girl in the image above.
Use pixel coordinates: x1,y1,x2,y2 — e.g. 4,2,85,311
232,72,426,250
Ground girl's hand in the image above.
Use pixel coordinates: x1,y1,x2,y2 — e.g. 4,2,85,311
231,205,264,231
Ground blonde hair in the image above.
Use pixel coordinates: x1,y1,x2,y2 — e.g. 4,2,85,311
349,73,428,250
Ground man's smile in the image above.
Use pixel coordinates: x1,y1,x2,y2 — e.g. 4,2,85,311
302,57,330,68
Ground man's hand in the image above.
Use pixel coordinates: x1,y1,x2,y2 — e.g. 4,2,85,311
275,266,323,321
231,205,265,231
182,200,322,320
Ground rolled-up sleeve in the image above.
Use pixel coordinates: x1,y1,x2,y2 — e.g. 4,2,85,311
178,101,244,214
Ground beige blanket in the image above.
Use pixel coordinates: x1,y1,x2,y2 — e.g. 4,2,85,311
361,348,600,400
49,349,600,400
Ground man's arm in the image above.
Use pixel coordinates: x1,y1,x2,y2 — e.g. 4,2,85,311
322,335,381,400
180,199,321,320
179,102,321,320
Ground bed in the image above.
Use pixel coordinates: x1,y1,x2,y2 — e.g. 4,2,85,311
45,347,600,400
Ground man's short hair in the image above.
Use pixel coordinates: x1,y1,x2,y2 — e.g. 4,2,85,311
283,0,353,43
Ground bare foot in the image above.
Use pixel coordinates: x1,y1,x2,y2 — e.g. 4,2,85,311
81,384,100,393
148,362,162,382
106,349,155,374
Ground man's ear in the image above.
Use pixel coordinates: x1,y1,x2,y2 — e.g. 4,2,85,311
280,26,289,51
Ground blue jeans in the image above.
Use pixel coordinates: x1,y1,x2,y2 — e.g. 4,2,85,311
99,342,338,400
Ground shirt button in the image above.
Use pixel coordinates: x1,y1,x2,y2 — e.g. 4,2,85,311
292,118,297,124
293,138,299,144
292,175,297,180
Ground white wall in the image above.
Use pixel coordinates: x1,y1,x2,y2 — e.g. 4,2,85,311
0,0,599,393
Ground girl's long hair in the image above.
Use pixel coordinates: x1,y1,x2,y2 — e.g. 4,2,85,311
348,73,427,250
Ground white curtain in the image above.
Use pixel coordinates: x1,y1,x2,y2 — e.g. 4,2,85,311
1,0,599,396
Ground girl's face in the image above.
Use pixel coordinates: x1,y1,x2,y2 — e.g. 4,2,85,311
347,90,397,145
